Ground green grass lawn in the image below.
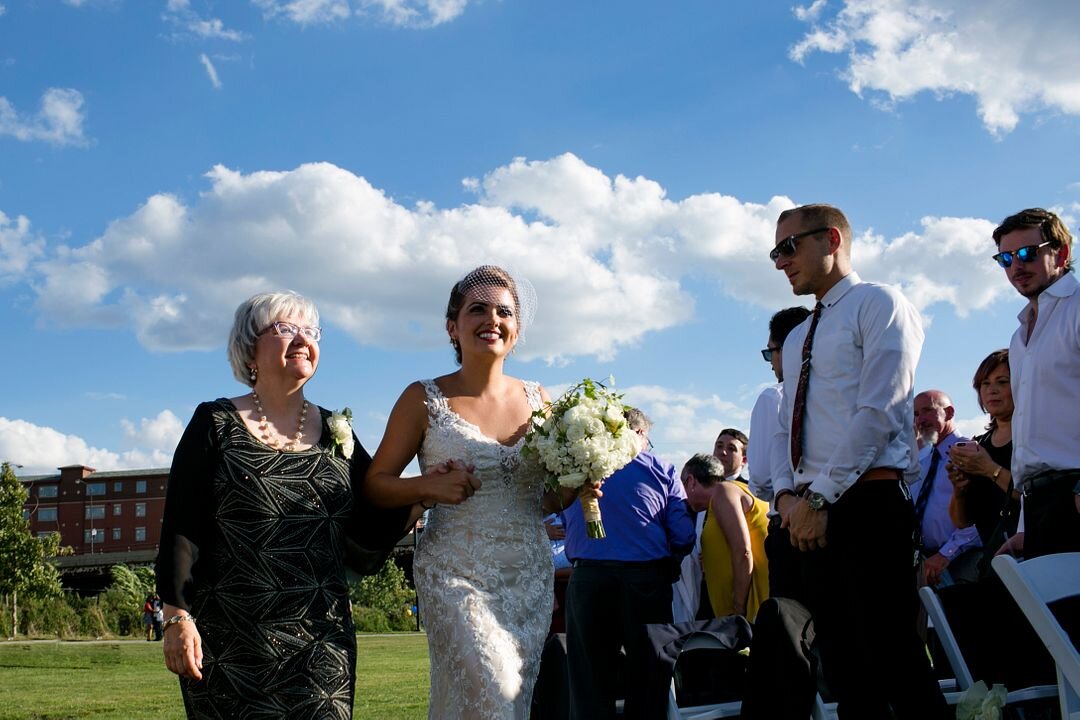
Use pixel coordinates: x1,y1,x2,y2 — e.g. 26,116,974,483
0,634,430,720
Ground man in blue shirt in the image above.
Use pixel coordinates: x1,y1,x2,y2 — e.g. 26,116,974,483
563,408,696,719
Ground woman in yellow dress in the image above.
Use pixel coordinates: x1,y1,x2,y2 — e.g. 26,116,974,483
681,453,770,620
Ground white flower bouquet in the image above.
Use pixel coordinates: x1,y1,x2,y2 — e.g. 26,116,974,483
327,407,354,460
522,378,642,539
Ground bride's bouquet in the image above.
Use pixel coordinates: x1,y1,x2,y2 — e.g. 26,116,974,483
522,378,642,539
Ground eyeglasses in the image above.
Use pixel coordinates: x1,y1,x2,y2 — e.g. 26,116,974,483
760,347,779,362
992,241,1053,269
260,321,322,342
769,227,829,262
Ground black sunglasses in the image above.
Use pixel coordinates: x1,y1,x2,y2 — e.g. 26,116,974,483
769,227,830,262
992,241,1053,269
760,347,779,362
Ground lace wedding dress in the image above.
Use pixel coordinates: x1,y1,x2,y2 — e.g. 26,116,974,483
414,379,554,719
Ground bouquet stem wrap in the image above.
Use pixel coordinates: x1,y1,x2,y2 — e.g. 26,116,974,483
522,378,641,540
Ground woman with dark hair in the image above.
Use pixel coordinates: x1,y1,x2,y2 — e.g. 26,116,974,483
365,265,559,719
156,291,408,719
947,348,1020,552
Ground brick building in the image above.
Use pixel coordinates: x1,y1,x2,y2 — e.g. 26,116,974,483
21,464,169,590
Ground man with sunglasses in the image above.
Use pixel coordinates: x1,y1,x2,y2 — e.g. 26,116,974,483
762,203,947,719
992,208,1080,563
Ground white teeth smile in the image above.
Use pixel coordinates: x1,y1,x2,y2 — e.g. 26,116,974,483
478,332,500,340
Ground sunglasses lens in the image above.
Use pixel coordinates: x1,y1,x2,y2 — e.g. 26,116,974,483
1016,246,1036,262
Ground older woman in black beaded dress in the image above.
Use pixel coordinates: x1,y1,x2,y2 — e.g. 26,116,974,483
156,291,409,719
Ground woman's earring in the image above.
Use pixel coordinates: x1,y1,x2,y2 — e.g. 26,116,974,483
249,366,258,383
450,338,460,351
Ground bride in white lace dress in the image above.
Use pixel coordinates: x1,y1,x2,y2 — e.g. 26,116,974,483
366,266,558,719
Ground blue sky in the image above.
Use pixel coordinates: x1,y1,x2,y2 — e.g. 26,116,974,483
3,0,1079,475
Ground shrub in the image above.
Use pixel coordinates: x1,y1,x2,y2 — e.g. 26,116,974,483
349,559,416,632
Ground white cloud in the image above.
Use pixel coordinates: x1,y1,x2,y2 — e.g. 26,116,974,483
253,0,471,27
791,0,1080,135
0,416,177,476
200,53,222,89
0,210,45,281
120,410,185,452
622,384,752,468
164,1,246,42
9,154,1012,361
253,0,351,24
0,5,6,17
0,88,88,146
953,413,990,441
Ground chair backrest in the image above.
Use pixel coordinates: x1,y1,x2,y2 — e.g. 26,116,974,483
919,585,975,690
992,553,1080,705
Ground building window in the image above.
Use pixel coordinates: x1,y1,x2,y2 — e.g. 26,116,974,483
135,527,147,542
84,528,103,543
114,481,123,492
37,531,59,539
113,503,122,516
135,503,146,518
38,485,58,498
86,506,105,520
85,482,106,497
112,528,122,540
135,480,147,494
37,507,58,522
22,509,30,520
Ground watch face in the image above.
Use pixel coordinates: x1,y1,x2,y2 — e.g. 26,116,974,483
808,492,827,510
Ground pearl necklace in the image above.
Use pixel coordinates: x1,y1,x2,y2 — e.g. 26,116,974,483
251,390,308,451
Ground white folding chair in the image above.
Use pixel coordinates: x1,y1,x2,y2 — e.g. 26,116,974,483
664,634,743,720
993,552,1080,720
919,585,1056,706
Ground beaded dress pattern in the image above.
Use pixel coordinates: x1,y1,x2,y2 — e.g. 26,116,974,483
414,380,554,719
180,400,357,719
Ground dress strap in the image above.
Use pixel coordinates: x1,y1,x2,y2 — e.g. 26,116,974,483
523,380,544,412
420,379,450,422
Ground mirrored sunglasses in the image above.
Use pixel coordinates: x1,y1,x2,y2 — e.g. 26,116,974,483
992,241,1053,269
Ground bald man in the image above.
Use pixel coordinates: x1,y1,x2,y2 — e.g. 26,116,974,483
911,390,980,586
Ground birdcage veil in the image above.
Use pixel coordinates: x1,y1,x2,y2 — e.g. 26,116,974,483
446,264,537,339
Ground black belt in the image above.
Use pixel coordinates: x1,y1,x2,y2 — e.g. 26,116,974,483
1019,468,1080,496
572,558,670,570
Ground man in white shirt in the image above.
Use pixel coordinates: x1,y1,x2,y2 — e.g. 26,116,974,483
766,203,947,718
713,429,749,481
749,306,811,602
992,208,1080,560
911,390,980,586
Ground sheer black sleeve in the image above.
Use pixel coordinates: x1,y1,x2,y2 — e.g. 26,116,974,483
344,432,411,576
155,401,219,609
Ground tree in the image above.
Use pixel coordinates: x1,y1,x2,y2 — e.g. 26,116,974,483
0,462,64,636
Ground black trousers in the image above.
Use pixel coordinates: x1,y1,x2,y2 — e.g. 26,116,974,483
1022,470,1080,648
565,560,673,719
794,481,948,720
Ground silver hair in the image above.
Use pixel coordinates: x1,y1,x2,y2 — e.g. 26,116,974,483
227,291,320,386
624,407,652,433
682,453,725,486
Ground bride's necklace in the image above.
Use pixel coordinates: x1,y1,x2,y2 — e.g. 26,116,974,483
251,390,308,451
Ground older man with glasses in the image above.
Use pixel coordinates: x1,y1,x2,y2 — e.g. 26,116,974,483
992,208,1080,563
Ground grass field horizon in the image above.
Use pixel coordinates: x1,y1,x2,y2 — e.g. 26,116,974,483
0,634,430,719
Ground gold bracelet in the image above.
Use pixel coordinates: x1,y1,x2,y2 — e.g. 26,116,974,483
992,466,1003,481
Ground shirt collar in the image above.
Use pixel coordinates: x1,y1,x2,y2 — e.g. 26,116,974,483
819,271,861,309
1017,272,1079,323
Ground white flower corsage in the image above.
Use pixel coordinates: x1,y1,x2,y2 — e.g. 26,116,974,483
327,408,355,460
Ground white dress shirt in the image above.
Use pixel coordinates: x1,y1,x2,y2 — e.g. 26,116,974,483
909,433,981,558
748,383,783,503
671,511,706,623
771,272,925,502
1009,272,1080,482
